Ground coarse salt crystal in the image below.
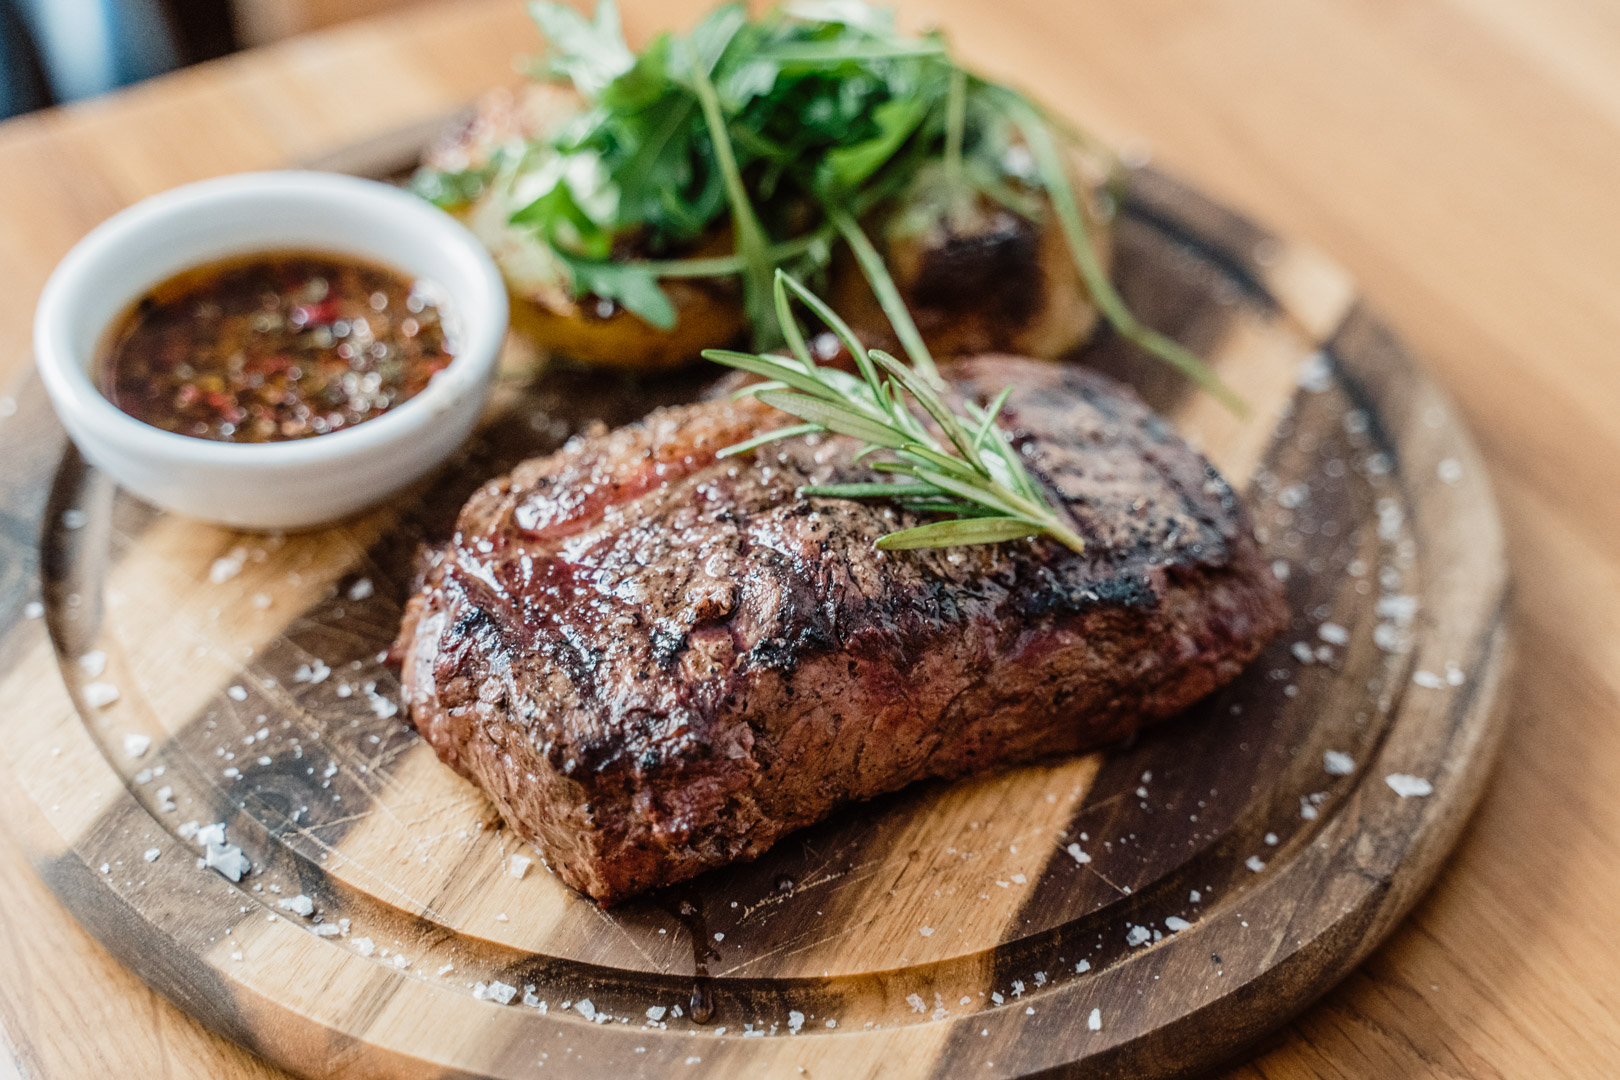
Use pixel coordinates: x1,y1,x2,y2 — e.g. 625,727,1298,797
62,509,87,530
1245,855,1267,873
1437,458,1463,484
209,551,246,584
1291,642,1315,664
276,894,314,917
23,601,43,619
143,848,161,863
1317,623,1349,646
79,651,107,677
313,924,341,937
1412,669,1446,689
907,993,927,1013
1190,890,1202,903
788,1010,804,1033
204,842,250,882
1165,916,1190,932
508,855,532,879
1087,1008,1102,1031
347,577,375,601
227,685,247,701
1066,842,1091,864
1075,959,1091,973
919,926,934,937
574,998,596,1020
484,979,515,1004
1126,925,1151,946
353,937,375,957
123,733,151,759
84,682,120,708
1386,773,1434,798
646,1006,667,1022
1323,750,1355,776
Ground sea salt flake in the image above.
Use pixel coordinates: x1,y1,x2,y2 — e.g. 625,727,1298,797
1386,773,1434,798
489,981,517,1004
1075,959,1090,973
204,842,250,882
1323,750,1355,776
196,822,226,847
1297,351,1332,392
574,998,596,1020
84,682,120,708
209,550,246,584
1126,925,1151,946
788,1010,805,1033
276,894,314,917
1166,916,1191,932
123,733,151,759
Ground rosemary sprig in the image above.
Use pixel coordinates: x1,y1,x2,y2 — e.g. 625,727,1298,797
705,270,1085,553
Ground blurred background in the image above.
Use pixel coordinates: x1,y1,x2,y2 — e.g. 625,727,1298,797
0,0,420,118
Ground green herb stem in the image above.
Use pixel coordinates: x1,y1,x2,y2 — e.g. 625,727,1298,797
685,39,776,342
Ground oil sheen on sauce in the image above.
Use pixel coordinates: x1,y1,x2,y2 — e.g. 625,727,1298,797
99,250,455,443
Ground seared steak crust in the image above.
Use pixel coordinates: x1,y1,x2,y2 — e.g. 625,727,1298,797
396,356,1286,904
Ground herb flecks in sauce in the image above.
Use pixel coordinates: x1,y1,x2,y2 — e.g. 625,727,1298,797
101,252,454,443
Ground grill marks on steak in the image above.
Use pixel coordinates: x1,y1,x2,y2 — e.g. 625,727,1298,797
396,356,1287,904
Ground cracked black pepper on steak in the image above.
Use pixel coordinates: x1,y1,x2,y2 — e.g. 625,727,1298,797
394,356,1287,904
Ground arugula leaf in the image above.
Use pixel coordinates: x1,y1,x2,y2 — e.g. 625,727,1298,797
818,96,927,192
562,258,679,329
528,0,634,97
409,165,493,210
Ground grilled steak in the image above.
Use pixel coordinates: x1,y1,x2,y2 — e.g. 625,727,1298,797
395,356,1286,904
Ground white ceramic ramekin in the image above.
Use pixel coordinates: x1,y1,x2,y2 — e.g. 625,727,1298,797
34,171,508,531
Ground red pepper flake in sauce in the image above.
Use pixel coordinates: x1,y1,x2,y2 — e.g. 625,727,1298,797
100,251,455,442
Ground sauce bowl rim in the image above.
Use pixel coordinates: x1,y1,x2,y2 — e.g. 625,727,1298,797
34,170,509,470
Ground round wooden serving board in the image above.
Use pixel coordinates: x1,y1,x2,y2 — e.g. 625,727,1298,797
0,132,1510,1080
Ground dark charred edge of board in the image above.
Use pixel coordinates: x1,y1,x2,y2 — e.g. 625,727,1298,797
37,848,269,1061
1120,168,1280,314
0,375,63,673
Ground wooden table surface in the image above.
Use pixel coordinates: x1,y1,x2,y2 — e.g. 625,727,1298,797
0,0,1615,1076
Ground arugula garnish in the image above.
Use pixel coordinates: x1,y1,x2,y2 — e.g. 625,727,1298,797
416,0,1240,408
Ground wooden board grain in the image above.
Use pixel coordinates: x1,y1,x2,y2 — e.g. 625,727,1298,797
0,123,1509,1076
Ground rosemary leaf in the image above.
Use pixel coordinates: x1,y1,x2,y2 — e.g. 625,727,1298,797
875,516,1041,550
754,389,912,448
717,422,822,458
